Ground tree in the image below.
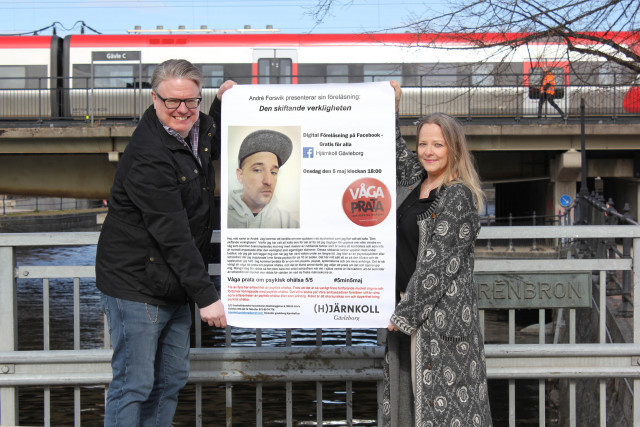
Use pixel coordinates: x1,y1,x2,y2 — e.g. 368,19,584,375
311,0,640,74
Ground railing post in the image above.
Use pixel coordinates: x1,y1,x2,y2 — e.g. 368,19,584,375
618,236,633,316
594,197,605,257
0,245,18,425
592,193,600,225
419,75,424,118
86,77,91,126
467,74,472,121
484,212,492,251
587,195,595,226
563,74,568,120
569,204,574,225
606,198,617,226
633,237,640,426
508,213,515,252
598,194,607,224
531,211,538,251
604,200,620,295
515,76,521,122
612,73,617,122
558,209,565,250
38,77,43,123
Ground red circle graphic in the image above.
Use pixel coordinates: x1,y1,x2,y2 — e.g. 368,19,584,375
342,177,392,227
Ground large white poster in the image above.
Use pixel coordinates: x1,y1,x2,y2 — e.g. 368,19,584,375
221,82,396,328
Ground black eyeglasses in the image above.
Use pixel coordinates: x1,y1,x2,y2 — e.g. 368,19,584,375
155,93,202,109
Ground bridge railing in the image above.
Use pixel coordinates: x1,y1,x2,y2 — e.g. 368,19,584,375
1,226,639,426
0,73,638,122
562,191,638,317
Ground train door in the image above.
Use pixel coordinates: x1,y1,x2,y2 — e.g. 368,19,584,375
523,61,570,117
252,49,297,84
90,51,143,121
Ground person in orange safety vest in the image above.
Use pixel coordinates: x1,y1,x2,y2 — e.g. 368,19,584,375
538,66,565,119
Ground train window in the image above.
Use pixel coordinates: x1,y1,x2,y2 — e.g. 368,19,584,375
223,64,253,85
200,65,224,88
471,63,495,86
363,65,402,84
618,71,639,85
94,65,135,88
494,63,522,85
570,62,596,85
0,65,47,89
528,67,545,86
298,64,351,84
0,66,26,89
298,64,326,84
414,64,458,86
257,58,292,84
326,65,349,83
598,62,621,85
72,64,151,89
571,62,636,86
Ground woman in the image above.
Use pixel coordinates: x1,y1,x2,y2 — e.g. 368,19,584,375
383,81,492,426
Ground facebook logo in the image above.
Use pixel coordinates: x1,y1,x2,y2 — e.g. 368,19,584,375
303,147,314,158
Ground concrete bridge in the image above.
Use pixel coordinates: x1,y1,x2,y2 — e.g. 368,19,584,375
0,121,638,220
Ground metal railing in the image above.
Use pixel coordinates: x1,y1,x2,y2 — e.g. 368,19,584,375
561,191,637,319
0,73,638,122
0,196,102,216
1,226,639,426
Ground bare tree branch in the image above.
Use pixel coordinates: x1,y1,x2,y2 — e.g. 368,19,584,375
312,0,640,73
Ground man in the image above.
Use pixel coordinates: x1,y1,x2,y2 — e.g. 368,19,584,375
96,59,234,426
228,129,299,228
538,66,565,119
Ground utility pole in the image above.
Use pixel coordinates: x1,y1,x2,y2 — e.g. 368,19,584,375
577,98,589,225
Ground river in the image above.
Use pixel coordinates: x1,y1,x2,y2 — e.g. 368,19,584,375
13,244,557,426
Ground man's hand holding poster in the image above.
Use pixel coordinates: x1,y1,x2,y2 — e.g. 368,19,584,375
221,82,396,328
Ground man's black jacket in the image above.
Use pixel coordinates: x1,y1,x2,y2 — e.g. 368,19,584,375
96,99,222,307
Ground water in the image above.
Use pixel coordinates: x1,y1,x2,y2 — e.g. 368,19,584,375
13,245,555,426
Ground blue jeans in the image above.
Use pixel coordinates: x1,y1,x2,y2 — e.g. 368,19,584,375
101,294,192,427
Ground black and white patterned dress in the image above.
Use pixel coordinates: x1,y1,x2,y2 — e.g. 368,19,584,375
383,122,492,427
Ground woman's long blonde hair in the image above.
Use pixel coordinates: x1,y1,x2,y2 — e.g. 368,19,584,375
417,113,485,213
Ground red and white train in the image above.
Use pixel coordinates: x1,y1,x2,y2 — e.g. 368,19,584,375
1,32,639,119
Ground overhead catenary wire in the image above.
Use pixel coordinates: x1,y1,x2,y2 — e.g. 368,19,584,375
0,20,101,36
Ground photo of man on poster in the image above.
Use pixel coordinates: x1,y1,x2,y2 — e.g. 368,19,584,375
227,127,301,228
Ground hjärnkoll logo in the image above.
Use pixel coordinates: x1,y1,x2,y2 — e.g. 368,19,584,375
342,177,391,226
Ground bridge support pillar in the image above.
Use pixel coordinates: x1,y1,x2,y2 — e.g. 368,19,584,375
551,150,582,218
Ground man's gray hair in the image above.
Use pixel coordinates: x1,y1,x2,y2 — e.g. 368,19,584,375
151,59,203,92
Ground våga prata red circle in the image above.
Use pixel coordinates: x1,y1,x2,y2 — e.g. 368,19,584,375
342,177,391,226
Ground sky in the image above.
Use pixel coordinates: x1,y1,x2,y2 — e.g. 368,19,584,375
1,0,433,36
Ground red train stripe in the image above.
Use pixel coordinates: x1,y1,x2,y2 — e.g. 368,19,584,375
0,36,55,49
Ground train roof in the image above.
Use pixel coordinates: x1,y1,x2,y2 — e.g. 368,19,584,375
61,32,639,48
